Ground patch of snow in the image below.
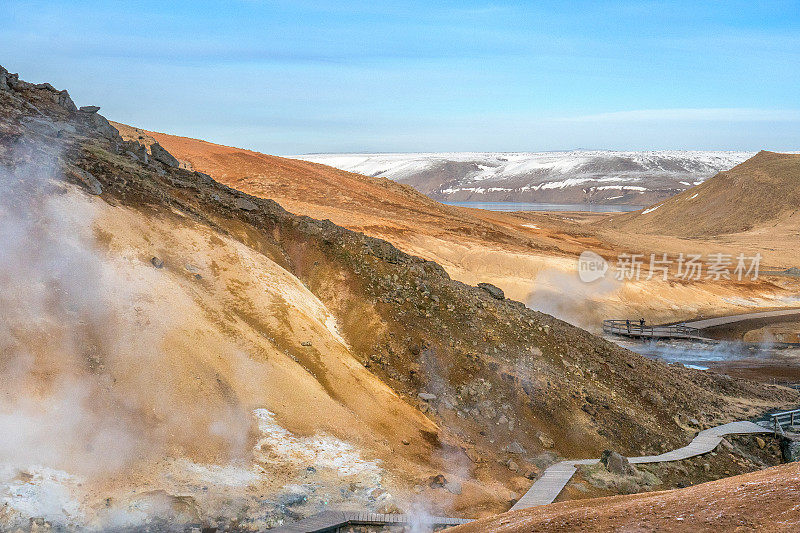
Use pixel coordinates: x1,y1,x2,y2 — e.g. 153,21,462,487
642,204,661,214
689,193,699,199
292,151,755,199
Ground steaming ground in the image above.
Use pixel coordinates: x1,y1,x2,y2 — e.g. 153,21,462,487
0,174,423,530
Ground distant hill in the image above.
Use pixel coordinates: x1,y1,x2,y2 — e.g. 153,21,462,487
604,151,800,236
294,151,754,206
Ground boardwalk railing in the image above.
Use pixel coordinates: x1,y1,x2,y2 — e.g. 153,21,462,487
770,408,800,436
602,319,703,340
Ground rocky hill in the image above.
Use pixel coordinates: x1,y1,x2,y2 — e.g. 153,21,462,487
604,151,800,236
0,66,796,530
294,151,754,206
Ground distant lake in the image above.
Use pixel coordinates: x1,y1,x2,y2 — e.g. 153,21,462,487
443,201,644,213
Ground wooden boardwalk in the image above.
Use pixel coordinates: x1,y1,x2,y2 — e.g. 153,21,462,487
604,308,800,343
272,511,471,532
510,420,770,511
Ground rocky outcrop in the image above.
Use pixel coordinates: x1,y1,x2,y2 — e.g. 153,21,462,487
0,65,8,91
151,142,180,168
478,282,505,300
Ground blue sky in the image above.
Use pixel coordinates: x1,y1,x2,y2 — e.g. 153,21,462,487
2,0,799,154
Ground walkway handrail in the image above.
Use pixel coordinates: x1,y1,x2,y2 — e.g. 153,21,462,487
602,319,702,339
770,408,800,436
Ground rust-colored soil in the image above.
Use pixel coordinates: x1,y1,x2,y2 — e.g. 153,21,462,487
119,124,800,330
450,462,800,532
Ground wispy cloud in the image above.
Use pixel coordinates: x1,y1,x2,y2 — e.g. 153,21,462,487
561,108,800,123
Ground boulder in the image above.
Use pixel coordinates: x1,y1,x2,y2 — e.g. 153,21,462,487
80,111,121,141
234,197,259,211
151,257,164,269
418,392,437,401
428,474,446,488
505,441,527,455
79,105,101,113
0,65,8,91
756,436,766,449
150,142,180,168
478,282,505,300
600,450,637,476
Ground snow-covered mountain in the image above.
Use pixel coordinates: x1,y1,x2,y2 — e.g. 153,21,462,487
294,151,755,205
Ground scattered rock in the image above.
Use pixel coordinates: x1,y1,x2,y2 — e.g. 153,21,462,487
300,341,312,347
276,489,307,507
600,450,637,476
151,257,164,269
418,392,437,401
428,474,447,488
234,197,259,211
477,282,505,300
505,442,527,455
506,459,519,472
538,433,555,449
65,165,103,195
402,438,410,445
464,448,483,463
756,436,766,449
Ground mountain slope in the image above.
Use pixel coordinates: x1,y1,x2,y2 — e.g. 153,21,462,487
117,126,800,334
294,151,754,206
604,151,800,236
2,66,797,529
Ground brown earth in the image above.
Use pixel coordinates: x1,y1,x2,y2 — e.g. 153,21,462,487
1,71,797,530
604,151,800,237
449,461,800,532
117,125,800,331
